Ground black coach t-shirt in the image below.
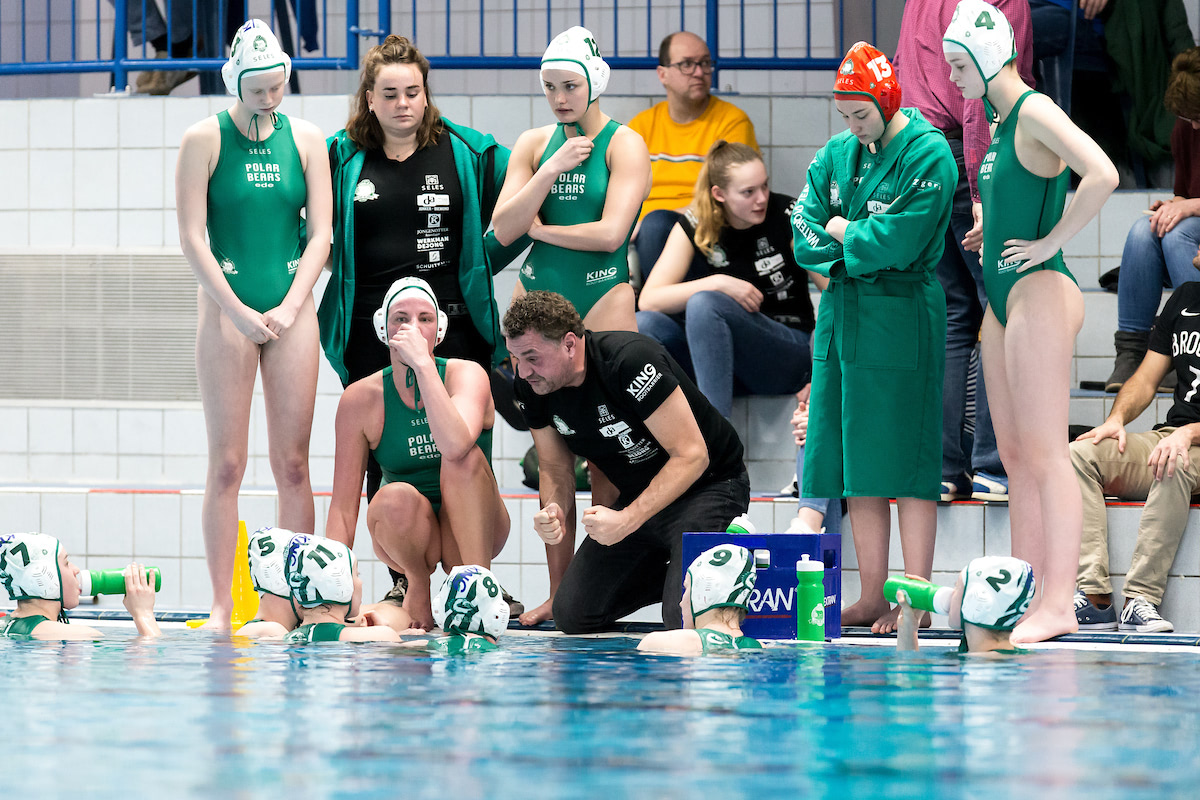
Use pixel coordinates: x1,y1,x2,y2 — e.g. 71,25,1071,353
515,331,745,502
679,192,815,332
1148,281,1200,427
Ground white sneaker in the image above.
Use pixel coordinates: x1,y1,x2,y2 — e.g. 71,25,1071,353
785,517,824,534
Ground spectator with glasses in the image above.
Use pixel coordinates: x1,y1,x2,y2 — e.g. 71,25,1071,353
628,32,759,283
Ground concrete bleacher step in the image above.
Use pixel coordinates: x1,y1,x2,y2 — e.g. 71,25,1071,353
3,485,1198,633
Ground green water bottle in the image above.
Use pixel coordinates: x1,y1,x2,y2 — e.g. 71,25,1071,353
883,576,952,614
78,568,161,596
795,555,825,641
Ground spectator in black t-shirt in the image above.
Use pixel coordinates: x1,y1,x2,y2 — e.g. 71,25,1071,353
636,141,826,418
1070,281,1200,635
504,291,750,632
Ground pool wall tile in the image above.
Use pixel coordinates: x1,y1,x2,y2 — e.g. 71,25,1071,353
133,493,182,558
179,557,212,610
0,490,41,531
87,492,134,556
40,490,87,555
180,493,205,558
28,408,72,454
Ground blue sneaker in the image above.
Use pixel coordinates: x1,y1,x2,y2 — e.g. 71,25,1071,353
940,475,972,503
1119,597,1173,633
1074,590,1118,631
971,471,1009,502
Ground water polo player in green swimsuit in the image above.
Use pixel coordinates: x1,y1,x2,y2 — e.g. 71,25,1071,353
325,278,510,631
176,20,332,631
0,533,160,640
638,544,762,655
493,25,650,334
943,0,1117,644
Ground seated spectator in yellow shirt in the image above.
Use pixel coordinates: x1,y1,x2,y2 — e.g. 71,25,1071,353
628,31,758,285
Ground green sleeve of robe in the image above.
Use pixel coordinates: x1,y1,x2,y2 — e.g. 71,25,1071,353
841,137,957,279
790,147,844,279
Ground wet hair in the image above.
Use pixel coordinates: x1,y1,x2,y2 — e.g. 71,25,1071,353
502,291,584,341
690,140,764,258
709,606,748,626
1164,47,1200,121
346,35,443,152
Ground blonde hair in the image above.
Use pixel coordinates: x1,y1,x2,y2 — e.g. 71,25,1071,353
689,141,763,258
346,35,443,152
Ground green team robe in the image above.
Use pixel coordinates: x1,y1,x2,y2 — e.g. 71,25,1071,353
791,108,954,501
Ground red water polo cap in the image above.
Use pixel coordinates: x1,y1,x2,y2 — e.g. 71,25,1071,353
833,41,901,122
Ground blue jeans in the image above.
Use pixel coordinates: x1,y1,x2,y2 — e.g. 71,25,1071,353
1116,215,1200,332
796,444,842,533
636,291,813,418
937,137,1002,481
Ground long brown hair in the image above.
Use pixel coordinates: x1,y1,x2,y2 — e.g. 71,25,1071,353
345,35,443,152
690,140,763,258
1165,47,1200,121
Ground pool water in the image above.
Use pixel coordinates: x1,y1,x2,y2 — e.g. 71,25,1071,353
3,633,1199,798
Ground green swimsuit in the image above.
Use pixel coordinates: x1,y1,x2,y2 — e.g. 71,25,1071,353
978,91,1075,327
519,120,632,316
696,628,762,653
284,622,345,643
207,110,306,313
428,633,498,654
372,361,492,514
0,614,48,638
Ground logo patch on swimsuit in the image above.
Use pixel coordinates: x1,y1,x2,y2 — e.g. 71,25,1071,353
997,257,1021,273
423,174,443,190
286,259,299,275
354,179,379,202
626,364,661,401
708,245,729,268
551,416,575,436
521,263,534,279
220,259,238,275
597,404,614,422
427,213,441,227
417,192,450,211
586,266,618,285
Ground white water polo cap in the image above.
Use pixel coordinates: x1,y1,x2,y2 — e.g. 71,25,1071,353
959,556,1035,631
541,26,610,104
942,0,1016,86
373,276,448,346
0,532,63,602
286,538,357,608
686,544,757,618
222,19,292,99
248,527,312,598
433,565,510,639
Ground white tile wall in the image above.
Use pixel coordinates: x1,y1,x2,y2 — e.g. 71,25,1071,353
74,99,119,149
74,210,120,246
0,152,30,212
118,98,166,149
28,150,73,210
30,99,74,149
0,100,30,150
73,149,120,209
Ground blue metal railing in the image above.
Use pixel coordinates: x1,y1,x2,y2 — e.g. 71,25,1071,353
0,2,870,88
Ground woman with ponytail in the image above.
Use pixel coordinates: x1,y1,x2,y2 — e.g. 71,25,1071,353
636,141,823,418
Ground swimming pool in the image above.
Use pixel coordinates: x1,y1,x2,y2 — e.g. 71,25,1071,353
3,632,1199,798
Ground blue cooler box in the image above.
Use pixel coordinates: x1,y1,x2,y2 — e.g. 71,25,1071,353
682,531,841,640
